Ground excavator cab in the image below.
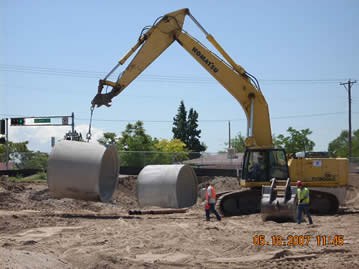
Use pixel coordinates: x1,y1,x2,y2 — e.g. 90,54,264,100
241,148,289,186
242,148,297,222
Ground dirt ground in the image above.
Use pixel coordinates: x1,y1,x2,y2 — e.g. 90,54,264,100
0,174,358,269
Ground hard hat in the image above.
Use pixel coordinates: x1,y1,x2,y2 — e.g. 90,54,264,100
296,180,303,187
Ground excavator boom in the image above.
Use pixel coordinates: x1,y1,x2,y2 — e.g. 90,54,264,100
91,8,272,148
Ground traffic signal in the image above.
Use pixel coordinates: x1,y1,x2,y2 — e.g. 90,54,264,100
0,119,5,134
0,137,5,144
11,118,25,126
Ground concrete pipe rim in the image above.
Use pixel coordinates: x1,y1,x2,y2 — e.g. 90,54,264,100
98,145,119,202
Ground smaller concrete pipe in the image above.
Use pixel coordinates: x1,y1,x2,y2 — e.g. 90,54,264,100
137,164,198,208
47,141,119,202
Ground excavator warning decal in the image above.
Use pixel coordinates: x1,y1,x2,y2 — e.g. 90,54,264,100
313,160,322,167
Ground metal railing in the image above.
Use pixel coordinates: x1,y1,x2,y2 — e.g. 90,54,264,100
349,157,359,173
0,151,358,172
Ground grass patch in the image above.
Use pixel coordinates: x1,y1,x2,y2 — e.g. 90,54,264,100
9,172,47,183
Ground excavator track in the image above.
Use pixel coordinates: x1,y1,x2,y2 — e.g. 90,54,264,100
217,189,262,216
310,190,339,215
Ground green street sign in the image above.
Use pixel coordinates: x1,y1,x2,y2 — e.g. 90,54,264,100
34,118,51,123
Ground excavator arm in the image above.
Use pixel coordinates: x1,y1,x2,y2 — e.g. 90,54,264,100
91,9,188,108
91,8,272,148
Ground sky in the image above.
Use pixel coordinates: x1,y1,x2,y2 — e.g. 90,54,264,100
1,0,358,153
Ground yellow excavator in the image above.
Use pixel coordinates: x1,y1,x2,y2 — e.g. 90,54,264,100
91,8,348,221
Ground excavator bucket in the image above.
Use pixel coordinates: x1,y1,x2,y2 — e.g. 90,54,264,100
261,178,297,222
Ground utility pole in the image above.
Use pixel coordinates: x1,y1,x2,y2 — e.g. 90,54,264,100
71,112,75,140
340,79,357,159
5,118,9,169
228,121,231,149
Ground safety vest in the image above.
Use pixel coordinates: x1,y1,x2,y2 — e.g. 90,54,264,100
205,185,216,204
297,187,310,205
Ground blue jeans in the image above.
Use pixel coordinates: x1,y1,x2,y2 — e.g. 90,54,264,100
205,203,221,221
297,204,313,224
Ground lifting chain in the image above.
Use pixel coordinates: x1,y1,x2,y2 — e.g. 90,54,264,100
86,106,95,142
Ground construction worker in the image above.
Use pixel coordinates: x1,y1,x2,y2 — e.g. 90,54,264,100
205,183,221,221
248,153,266,180
296,180,313,225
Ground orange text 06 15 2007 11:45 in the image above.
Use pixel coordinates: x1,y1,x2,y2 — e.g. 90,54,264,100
253,234,344,247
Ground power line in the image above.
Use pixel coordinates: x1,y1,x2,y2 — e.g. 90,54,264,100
1,64,357,85
1,111,358,122
73,111,356,123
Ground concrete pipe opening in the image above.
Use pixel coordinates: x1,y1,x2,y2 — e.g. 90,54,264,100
47,140,119,202
137,164,198,208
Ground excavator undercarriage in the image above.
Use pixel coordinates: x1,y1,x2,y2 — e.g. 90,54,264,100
216,179,343,222
216,179,298,222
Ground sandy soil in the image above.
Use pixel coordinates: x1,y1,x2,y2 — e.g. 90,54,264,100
0,174,358,269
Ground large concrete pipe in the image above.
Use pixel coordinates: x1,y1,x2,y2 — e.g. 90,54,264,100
137,164,198,208
47,140,119,202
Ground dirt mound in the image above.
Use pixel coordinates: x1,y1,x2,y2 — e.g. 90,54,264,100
0,175,139,213
0,175,358,269
0,176,26,193
345,173,359,208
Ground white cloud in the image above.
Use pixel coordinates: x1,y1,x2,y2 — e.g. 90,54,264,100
8,124,104,153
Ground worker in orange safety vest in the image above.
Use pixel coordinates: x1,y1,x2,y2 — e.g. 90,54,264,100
205,183,221,221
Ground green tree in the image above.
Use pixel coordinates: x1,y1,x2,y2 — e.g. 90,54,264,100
354,130,359,157
118,121,154,151
224,132,246,153
275,127,315,154
154,138,187,152
117,121,155,166
187,108,206,153
172,100,188,145
328,129,359,157
18,151,48,170
272,134,279,148
97,132,117,146
153,139,189,164
172,101,206,154
0,141,48,170
0,141,30,163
